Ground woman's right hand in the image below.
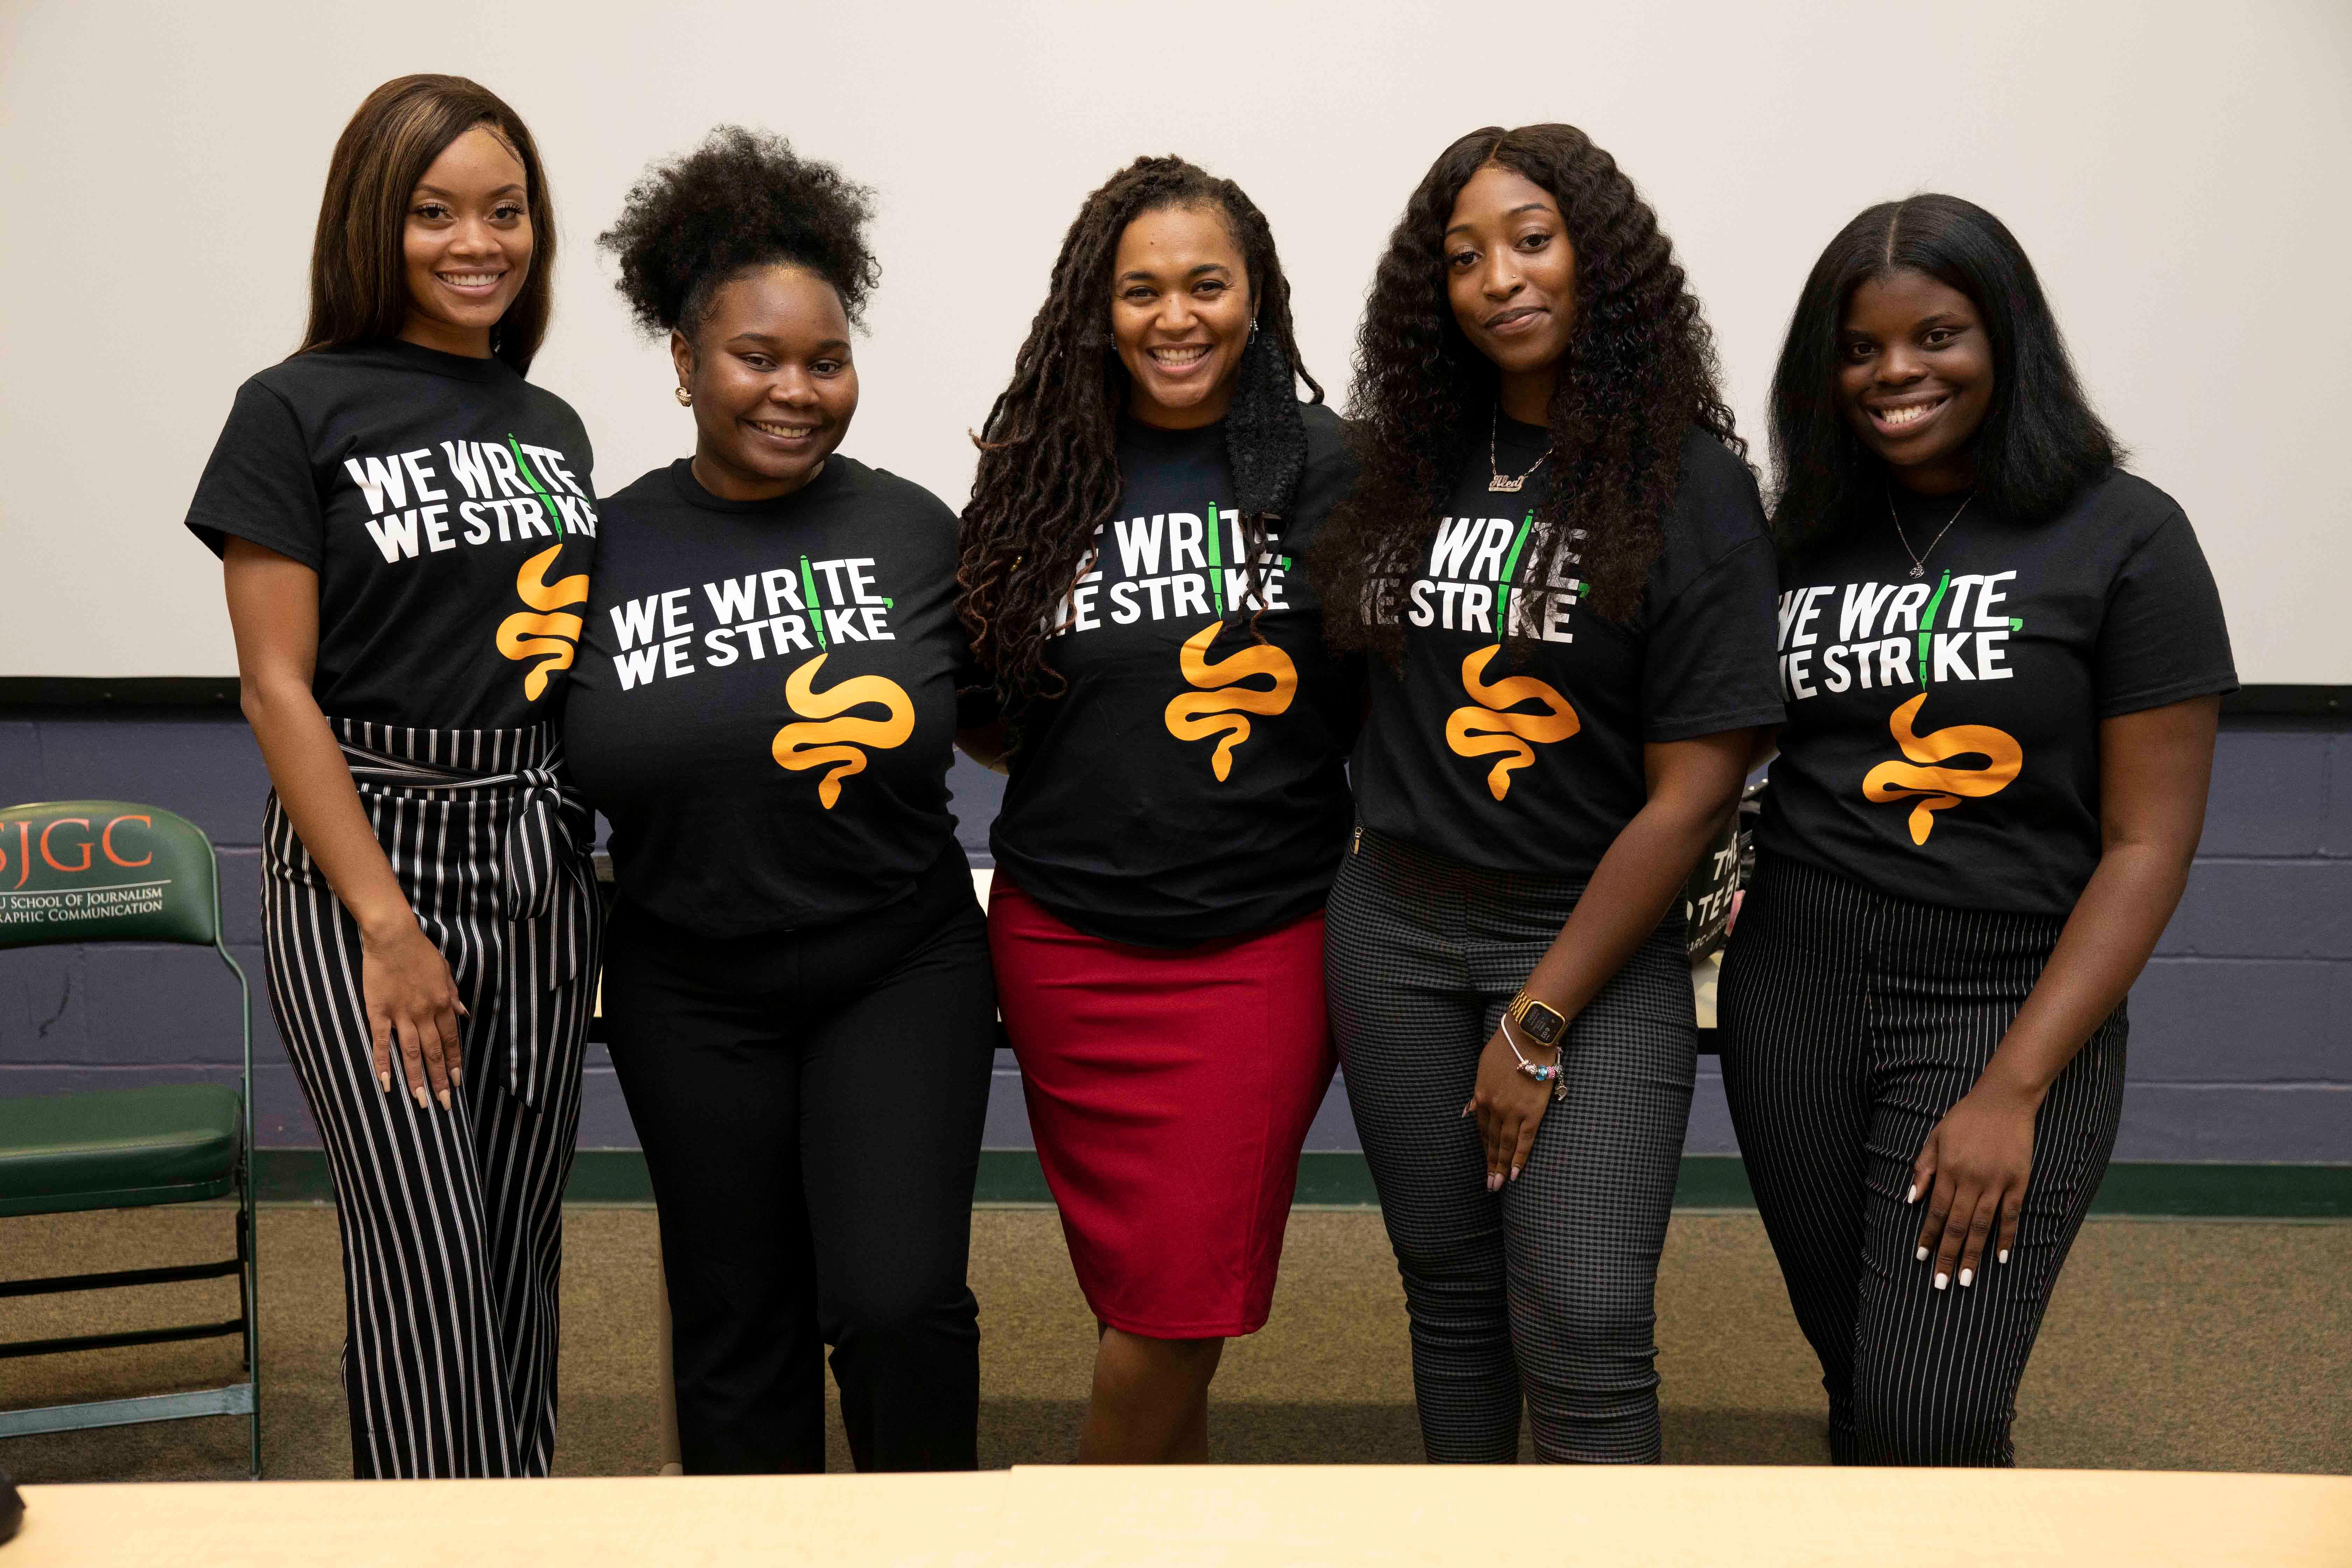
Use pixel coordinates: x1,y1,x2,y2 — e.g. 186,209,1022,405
360,916,464,1110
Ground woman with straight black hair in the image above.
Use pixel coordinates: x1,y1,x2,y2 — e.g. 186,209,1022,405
567,128,996,1474
1719,193,2235,1465
184,74,600,1476
1313,124,1783,1464
958,156,1358,1462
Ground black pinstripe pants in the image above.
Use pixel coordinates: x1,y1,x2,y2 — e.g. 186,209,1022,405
1717,854,2125,1467
1326,829,1696,1464
260,719,600,1477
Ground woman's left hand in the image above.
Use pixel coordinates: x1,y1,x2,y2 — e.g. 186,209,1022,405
1909,1085,2038,1290
1465,1027,1555,1192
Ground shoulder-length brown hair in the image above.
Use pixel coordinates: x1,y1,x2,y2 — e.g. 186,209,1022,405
301,75,555,374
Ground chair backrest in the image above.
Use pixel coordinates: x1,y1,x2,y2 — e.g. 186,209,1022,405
0,801,222,950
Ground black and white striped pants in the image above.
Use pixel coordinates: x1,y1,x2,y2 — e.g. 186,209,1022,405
1327,828,1696,1464
260,719,600,1477
1717,854,2125,1467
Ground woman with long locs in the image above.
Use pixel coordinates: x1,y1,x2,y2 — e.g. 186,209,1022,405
1311,125,1783,1463
958,157,1360,1462
183,75,602,1476
1717,194,2233,1465
566,129,998,1474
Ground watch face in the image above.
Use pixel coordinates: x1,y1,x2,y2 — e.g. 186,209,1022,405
1521,1003,1564,1045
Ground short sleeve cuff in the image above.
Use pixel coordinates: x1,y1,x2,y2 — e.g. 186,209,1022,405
1644,701,1787,744
2095,671,2239,720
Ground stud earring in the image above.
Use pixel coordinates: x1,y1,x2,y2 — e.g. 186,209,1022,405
674,387,693,407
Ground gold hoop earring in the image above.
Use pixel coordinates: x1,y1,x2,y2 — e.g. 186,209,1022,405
674,387,693,407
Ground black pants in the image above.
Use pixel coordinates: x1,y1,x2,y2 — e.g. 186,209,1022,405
1718,855,2126,1467
602,844,996,1474
1326,829,1697,1464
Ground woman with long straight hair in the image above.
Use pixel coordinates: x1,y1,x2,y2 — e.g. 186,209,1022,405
567,128,997,1475
183,75,600,1476
1718,194,2233,1465
1312,124,1783,1464
958,156,1358,1462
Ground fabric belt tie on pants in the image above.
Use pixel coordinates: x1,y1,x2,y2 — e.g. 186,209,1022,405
333,719,595,1111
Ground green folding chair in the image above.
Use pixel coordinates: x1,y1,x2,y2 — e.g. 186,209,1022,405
0,800,259,1478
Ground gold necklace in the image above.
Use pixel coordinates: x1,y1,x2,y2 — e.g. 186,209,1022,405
1488,409,1551,493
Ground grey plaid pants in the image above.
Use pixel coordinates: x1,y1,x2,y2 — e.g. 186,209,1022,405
1326,827,1696,1463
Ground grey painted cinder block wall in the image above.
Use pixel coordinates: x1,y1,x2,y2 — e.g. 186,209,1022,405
3,713,2345,1162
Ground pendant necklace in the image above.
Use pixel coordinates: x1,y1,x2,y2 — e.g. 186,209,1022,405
1489,408,1551,493
1888,486,1972,579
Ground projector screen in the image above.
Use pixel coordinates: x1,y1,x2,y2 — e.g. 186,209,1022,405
4,0,2345,682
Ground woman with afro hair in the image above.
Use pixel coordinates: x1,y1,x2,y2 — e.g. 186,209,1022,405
1310,125,1783,1464
957,156,1359,1462
564,128,997,1474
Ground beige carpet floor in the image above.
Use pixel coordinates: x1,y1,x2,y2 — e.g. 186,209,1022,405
2,1205,2346,1481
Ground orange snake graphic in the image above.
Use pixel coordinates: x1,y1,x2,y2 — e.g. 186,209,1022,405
771,654,915,808
1444,645,1580,801
495,545,588,701
1861,692,2024,844
1162,621,1298,781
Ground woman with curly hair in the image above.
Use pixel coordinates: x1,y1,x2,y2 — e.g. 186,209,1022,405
957,156,1358,1462
1719,195,2232,1465
564,128,996,1473
1311,125,1782,1464
184,75,600,1477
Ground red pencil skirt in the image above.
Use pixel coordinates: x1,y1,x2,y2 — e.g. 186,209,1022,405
987,878,1336,1339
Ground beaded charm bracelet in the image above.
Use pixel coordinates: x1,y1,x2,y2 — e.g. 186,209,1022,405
1500,1015,1568,1100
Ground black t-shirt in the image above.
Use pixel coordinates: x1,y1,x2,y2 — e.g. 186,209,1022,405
185,340,600,731
988,405,1361,947
1353,418,1784,877
564,456,983,938
1757,469,2236,915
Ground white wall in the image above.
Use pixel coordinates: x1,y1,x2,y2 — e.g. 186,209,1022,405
4,0,2345,681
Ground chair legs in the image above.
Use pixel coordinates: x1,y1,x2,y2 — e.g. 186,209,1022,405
0,1194,261,1476
238,1151,261,1480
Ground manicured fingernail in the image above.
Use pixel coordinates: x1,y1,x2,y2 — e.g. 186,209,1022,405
378,1070,391,1093
451,1069,461,1087
412,1087,428,1110
1905,1184,1917,1204
1959,1268,1973,1288
1998,1249,2010,1265
1915,1246,1929,1262
1486,1174,1501,1192
436,1089,452,1111
1510,1166,1522,1183
1934,1272,1949,1291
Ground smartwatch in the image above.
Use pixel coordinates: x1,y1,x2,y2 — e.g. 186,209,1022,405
1506,990,1567,1048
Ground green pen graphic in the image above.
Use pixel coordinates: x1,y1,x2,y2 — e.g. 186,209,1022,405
506,435,564,539
1494,512,1534,644
800,555,826,651
1914,568,1952,686
2010,617,2024,631
1206,503,1226,615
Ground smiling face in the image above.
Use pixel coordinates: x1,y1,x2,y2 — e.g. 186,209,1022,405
1445,162,1577,422
400,125,533,358
674,264,858,502
1110,203,1254,430
1836,268,1995,496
